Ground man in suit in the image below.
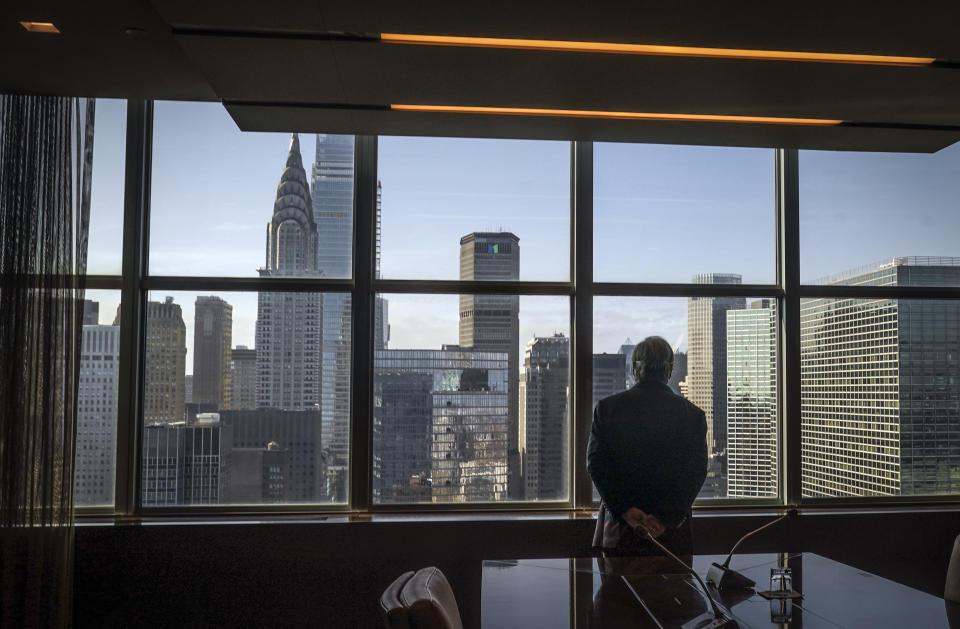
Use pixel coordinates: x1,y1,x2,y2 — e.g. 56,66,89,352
588,335,707,557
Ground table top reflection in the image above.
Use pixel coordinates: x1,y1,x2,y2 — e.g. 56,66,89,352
481,552,951,628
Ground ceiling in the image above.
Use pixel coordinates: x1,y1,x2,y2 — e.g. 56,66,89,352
4,1,960,150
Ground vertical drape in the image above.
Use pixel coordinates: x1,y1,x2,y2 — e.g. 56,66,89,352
0,94,94,628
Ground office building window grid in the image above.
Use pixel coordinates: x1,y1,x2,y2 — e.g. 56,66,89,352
74,98,960,514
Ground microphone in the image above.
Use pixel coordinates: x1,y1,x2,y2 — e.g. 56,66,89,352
632,527,739,629
706,509,798,591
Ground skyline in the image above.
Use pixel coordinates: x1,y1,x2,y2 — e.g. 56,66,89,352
83,99,960,369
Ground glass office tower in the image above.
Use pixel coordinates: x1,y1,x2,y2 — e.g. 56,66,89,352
801,257,960,496
373,348,509,503
727,300,778,498
688,273,745,497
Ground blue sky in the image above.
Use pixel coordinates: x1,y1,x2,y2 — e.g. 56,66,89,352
86,100,960,368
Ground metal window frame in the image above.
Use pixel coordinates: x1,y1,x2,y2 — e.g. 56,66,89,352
74,99,960,520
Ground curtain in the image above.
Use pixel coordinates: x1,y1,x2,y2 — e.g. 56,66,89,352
0,94,95,627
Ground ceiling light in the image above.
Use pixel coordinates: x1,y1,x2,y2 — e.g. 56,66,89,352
390,104,843,126
380,33,934,67
20,21,59,34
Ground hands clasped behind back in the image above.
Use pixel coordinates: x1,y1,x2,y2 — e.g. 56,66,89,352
622,507,666,538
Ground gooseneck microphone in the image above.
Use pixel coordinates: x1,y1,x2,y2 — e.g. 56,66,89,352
632,528,739,629
706,508,799,590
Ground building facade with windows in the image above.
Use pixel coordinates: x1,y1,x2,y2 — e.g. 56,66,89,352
75,321,120,506
688,273,746,497
193,296,232,410
727,300,778,497
373,348,509,503
801,258,960,497
256,134,322,411
519,334,569,501
129,297,187,425
458,231,521,498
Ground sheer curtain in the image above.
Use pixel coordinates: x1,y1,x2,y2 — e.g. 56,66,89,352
0,95,94,627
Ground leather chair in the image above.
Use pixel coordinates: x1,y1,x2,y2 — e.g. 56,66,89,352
381,571,415,629
946,534,960,603
399,566,463,629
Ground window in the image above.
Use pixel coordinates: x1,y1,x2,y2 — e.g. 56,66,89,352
595,296,780,500
800,146,960,286
378,136,570,281
150,102,354,279
139,102,354,509
594,143,775,284
74,99,960,514
373,294,570,504
88,99,127,275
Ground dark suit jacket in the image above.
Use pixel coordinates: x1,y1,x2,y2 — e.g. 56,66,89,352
588,378,707,544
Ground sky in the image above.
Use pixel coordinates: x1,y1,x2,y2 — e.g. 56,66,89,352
86,100,960,370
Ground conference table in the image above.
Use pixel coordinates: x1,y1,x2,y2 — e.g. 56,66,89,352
482,552,953,628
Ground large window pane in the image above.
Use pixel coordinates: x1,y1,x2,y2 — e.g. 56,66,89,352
377,137,570,281
801,297,960,497
594,143,775,284
595,296,779,500
88,99,126,275
75,289,121,507
150,101,354,278
800,145,960,285
140,290,350,506
373,294,569,504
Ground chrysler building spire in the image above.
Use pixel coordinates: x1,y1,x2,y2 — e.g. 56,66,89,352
264,133,317,274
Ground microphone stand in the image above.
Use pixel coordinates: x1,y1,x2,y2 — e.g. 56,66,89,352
631,527,739,629
706,508,798,590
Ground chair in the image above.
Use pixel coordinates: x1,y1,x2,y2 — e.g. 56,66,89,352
946,534,960,603
380,571,415,629
399,566,463,629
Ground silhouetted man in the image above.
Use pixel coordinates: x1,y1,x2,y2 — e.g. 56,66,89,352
588,336,707,556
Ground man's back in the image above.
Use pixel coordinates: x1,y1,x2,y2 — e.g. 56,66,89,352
588,379,707,529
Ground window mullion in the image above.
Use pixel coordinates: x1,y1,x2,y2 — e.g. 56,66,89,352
778,148,801,506
114,99,152,517
572,140,594,510
349,135,377,512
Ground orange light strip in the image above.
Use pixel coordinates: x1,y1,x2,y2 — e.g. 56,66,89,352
20,21,60,34
390,104,843,126
380,33,935,67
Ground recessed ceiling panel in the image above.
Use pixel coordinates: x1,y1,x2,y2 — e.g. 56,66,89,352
151,0,960,59
225,103,960,153
173,33,345,104
332,41,960,126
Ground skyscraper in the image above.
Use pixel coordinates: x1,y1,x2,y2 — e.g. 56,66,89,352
230,346,257,410
123,297,187,424
687,273,745,497
141,417,232,506
229,442,292,504
726,300,777,497
309,134,389,500
373,369,433,503
256,134,322,411
519,334,569,501
311,134,354,279
801,257,960,497
459,231,521,497
311,134,355,500
374,347,509,503
193,296,232,410
620,338,636,388
668,350,688,396
82,299,99,325
593,353,626,406
220,408,325,502
74,317,119,506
